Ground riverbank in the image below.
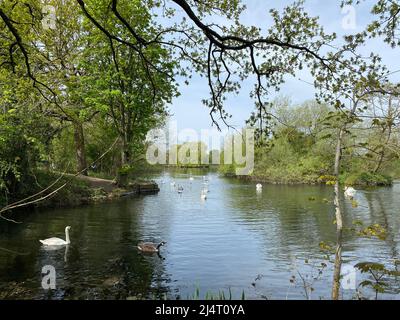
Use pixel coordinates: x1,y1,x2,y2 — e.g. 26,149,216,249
1,171,160,211
232,171,394,187
48,173,159,208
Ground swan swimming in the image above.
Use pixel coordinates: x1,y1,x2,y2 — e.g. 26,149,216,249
256,183,263,190
201,191,207,200
344,186,356,199
40,226,71,246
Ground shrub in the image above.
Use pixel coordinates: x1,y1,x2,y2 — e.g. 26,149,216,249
341,172,393,186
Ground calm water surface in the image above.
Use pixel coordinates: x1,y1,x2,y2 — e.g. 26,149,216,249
0,172,399,299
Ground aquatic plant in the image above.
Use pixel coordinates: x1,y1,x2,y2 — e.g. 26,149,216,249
189,286,245,300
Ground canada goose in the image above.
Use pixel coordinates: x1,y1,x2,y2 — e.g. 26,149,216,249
344,186,356,199
137,241,166,253
40,226,71,246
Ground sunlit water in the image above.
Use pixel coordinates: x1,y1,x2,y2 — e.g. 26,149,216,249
0,172,399,300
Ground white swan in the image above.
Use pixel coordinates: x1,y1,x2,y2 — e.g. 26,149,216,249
256,183,263,190
344,186,356,199
40,226,71,246
201,189,207,200
189,177,194,181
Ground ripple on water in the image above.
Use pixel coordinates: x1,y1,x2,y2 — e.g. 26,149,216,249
0,174,399,299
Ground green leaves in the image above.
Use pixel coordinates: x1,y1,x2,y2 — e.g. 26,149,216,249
319,241,334,252
355,262,386,273
357,224,388,240
354,261,400,299
0,111,37,205
372,118,381,126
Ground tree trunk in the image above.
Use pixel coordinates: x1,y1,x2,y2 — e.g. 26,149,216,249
73,121,88,176
374,97,393,174
121,133,131,166
332,127,344,300
116,132,130,187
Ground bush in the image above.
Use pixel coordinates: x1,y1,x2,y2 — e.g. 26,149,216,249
341,172,393,186
0,116,33,206
29,170,92,208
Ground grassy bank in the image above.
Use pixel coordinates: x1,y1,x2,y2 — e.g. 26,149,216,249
224,168,394,187
0,170,159,211
220,157,395,187
0,170,90,209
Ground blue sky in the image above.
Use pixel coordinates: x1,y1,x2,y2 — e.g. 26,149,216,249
166,0,400,138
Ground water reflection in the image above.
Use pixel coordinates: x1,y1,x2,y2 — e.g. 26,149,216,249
0,174,399,299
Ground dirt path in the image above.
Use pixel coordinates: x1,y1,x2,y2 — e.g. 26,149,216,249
75,174,117,192
71,174,159,194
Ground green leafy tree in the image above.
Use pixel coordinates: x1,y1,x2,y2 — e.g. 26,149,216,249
80,0,177,167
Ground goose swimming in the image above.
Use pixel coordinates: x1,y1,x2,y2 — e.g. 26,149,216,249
137,241,166,253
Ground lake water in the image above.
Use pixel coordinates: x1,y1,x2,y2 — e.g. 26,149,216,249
0,172,399,300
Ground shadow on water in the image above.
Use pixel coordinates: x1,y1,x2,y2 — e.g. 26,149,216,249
0,174,399,300
0,197,171,299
